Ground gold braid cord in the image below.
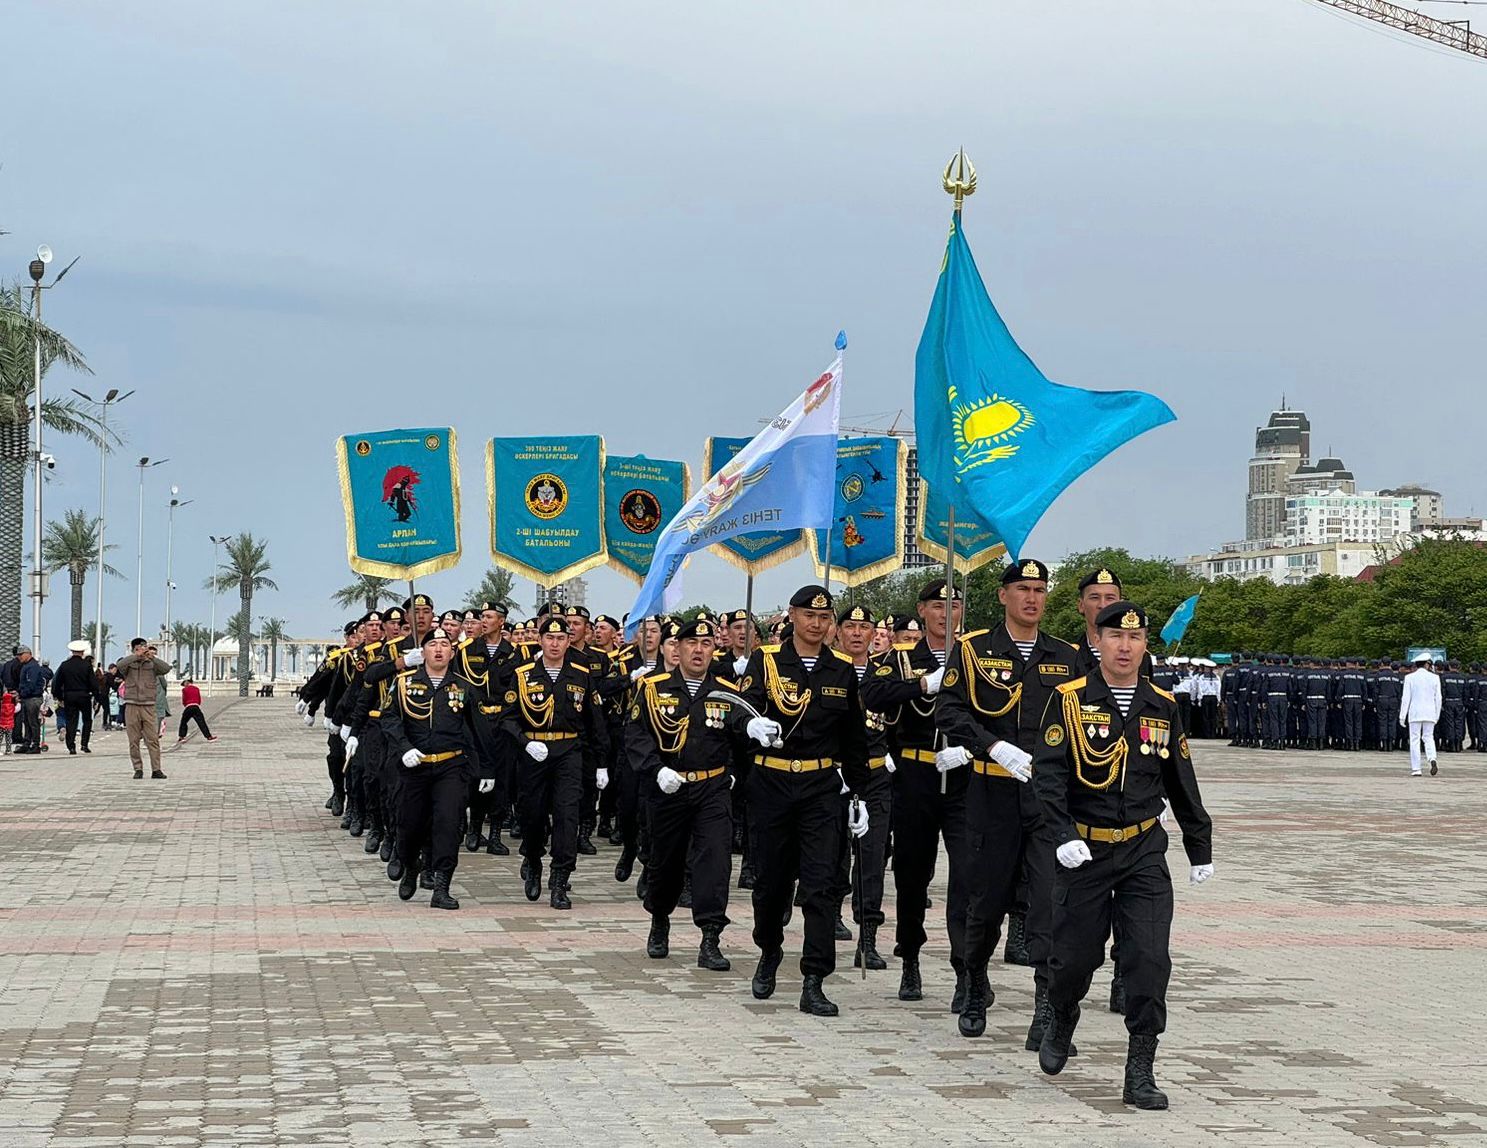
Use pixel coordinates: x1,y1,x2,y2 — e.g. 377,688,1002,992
902,649,935,720
1062,691,1126,791
396,674,435,726
643,678,689,754
964,638,1021,719
517,668,555,729
458,642,489,689
763,653,810,718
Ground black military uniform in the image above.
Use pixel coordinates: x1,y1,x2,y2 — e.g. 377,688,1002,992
610,632,661,882
347,606,410,861
859,579,965,1006
380,627,499,910
502,617,607,910
1034,602,1213,1111
1441,662,1467,752
298,622,359,815
624,618,737,970
736,585,870,1017
937,559,1078,1045
1338,660,1367,750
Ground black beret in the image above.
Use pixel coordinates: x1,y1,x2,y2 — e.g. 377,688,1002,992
421,626,455,647
535,600,561,618
901,618,922,633
1002,558,1050,585
1078,568,1122,593
383,607,406,623
477,600,508,616
1094,601,1147,631
837,604,875,625
789,584,833,610
593,614,620,629
343,621,359,636
537,617,568,635
917,578,963,602
439,610,461,623
676,618,716,641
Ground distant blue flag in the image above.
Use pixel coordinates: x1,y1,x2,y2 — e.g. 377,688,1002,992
914,214,1176,559
1161,594,1201,646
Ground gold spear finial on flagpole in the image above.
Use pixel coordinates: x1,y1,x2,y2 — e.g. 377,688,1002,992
942,148,977,213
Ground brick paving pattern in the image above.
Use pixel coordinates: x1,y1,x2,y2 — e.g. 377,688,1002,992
1,699,1482,1146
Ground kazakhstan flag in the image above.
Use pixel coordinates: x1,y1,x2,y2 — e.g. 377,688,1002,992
914,214,1175,559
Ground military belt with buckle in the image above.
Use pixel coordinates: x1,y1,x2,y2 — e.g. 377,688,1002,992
1075,817,1158,844
898,747,939,765
679,767,726,783
867,755,889,770
755,755,833,773
532,731,578,742
972,759,1015,779
421,750,462,764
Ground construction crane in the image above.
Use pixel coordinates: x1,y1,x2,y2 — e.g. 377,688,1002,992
1309,0,1487,59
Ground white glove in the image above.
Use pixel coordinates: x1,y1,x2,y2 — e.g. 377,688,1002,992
339,724,351,742
303,713,315,728
323,716,336,732
1190,863,1215,885
746,717,783,747
1056,840,1093,869
345,736,359,759
402,648,424,668
478,778,495,794
656,766,683,794
921,667,945,695
526,740,548,762
733,656,750,676
295,700,308,716
847,800,869,839
935,745,972,772
884,752,897,774
596,767,609,790
1159,799,1171,827
988,740,1033,783
630,665,652,682
401,748,424,769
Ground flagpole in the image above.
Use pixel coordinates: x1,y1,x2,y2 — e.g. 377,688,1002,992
940,502,956,796
744,573,755,649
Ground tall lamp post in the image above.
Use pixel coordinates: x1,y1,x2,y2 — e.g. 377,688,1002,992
164,488,193,667
208,534,230,682
26,245,80,655
135,457,168,637
71,388,132,663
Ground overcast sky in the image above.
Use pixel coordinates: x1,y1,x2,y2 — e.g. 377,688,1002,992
6,0,1485,650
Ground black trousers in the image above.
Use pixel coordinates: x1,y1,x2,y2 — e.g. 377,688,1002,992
890,756,971,969
382,741,403,845
177,704,212,740
646,773,732,930
61,693,94,751
518,745,582,882
962,773,1027,972
397,757,470,876
325,731,345,796
360,727,385,834
748,767,844,977
847,765,893,928
1199,697,1218,738
1048,826,1174,1036
616,757,645,860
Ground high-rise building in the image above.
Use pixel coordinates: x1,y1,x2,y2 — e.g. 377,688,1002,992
1379,485,1444,530
902,446,936,569
1246,406,1311,542
1287,456,1355,498
1283,491,1413,547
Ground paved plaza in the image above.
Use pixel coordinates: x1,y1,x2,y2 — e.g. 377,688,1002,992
1,699,1484,1147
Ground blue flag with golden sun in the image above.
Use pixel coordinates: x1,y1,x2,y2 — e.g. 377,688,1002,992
914,214,1175,559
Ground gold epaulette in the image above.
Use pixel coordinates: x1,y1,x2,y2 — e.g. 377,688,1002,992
830,648,853,663
364,641,383,656
642,671,671,685
570,661,590,673
959,628,990,642
759,643,780,654
456,636,473,650
1057,676,1089,696
713,675,738,691
395,667,417,679
1047,635,1079,653
892,641,918,652
1150,683,1177,703
516,661,534,674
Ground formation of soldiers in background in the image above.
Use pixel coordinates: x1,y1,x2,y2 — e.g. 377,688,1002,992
288,562,1218,1111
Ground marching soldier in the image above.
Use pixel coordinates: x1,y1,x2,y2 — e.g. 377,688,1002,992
1070,568,1152,679
1033,602,1214,1110
380,625,500,910
736,585,870,1018
566,605,611,855
299,621,360,816
625,617,736,971
503,616,606,910
611,615,664,884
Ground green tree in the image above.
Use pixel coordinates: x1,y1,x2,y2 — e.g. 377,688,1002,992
462,566,516,610
83,620,112,662
259,616,287,680
847,568,940,624
1353,539,1487,661
331,574,400,613
207,535,277,696
1,286,107,652
42,509,124,642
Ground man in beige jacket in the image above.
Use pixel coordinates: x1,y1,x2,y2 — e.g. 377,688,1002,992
117,638,174,779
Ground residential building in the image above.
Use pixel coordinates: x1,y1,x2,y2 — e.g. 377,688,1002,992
1283,491,1413,547
1246,407,1311,542
1184,540,1379,585
1379,485,1444,530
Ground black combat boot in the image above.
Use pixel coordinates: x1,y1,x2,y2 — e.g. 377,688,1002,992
524,861,542,902
380,835,396,863
387,857,404,881
1025,987,1079,1055
898,954,923,1001
419,869,436,891
398,863,419,901
1038,1003,1081,1075
1109,965,1127,1013
752,948,783,999
577,830,597,856
697,926,730,971
957,967,992,1038
347,804,364,837
550,879,572,911
1003,912,1031,965
363,828,381,854
833,915,852,942
430,871,460,910
486,829,509,856
646,916,670,958
853,923,887,971
737,861,755,889
614,849,635,883
950,966,968,1013
464,818,483,851
597,816,613,840
1122,1034,1169,1110
331,791,345,817
798,974,839,1017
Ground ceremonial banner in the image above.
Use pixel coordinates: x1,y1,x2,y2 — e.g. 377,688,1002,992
336,426,461,579
627,355,842,633
914,210,1175,558
809,436,906,586
604,454,691,585
704,437,808,573
916,481,1006,574
488,435,607,588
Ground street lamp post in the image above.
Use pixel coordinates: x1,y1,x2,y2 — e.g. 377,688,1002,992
164,488,193,668
135,457,168,638
208,534,230,682
72,388,132,664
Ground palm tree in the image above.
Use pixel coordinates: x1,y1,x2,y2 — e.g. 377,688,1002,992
259,616,287,681
207,534,277,697
1,285,107,653
170,620,195,676
463,566,515,610
84,620,112,661
42,508,123,641
332,574,400,613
